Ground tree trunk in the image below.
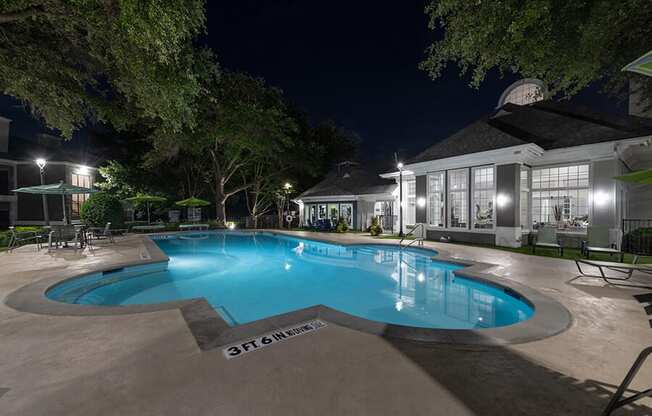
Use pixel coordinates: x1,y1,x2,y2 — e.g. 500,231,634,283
215,183,227,225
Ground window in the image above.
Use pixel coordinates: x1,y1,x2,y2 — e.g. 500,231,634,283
427,172,445,227
448,169,468,229
520,167,530,230
531,165,589,229
403,179,416,226
472,166,494,229
71,173,91,217
318,204,327,220
339,203,353,227
328,203,339,222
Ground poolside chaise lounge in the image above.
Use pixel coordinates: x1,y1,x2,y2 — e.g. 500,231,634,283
532,226,563,256
7,226,43,251
179,223,210,231
575,257,652,283
581,225,624,262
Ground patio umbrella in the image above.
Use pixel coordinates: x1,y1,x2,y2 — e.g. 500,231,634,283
176,197,210,223
614,168,652,186
124,194,167,224
13,181,98,224
623,50,652,77
175,197,211,207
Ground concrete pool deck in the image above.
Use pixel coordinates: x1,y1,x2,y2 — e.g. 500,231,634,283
2,232,652,415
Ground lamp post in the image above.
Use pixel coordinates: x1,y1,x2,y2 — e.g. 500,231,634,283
35,158,49,225
397,162,404,237
284,182,292,228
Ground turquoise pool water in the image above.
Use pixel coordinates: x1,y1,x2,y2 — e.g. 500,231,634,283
47,231,534,329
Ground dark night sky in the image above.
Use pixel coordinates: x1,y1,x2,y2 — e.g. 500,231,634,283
1,0,628,164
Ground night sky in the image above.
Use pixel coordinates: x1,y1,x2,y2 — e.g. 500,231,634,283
1,0,627,164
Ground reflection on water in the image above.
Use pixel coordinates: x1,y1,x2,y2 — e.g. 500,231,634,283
49,231,533,329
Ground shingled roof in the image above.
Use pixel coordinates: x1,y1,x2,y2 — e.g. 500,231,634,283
297,163,396,199
409,101,652,164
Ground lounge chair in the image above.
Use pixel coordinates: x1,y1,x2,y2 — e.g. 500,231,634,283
7,226,43,251
575,256,652,283
532,226,563,256
48,225,83,252
87,222,127,243
581,225,623,262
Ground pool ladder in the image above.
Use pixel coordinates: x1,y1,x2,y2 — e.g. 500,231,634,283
399,223,425,249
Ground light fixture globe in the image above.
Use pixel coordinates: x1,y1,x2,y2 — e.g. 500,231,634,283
35,158,47,170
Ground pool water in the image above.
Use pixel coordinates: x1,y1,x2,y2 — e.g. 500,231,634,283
47,232,534,329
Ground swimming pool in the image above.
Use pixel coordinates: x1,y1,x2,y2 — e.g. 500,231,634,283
47,231,534,329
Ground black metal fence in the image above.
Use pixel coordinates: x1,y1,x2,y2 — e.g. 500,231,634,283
622,219,652,255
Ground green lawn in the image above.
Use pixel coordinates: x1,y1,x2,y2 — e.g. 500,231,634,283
373,234,652,264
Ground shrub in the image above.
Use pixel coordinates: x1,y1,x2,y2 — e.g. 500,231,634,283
368,216,383,236
335,217,349,233
80,192,124,227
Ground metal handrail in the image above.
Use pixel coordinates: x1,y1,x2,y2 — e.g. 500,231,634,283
399,223,425,249
602,346,652,415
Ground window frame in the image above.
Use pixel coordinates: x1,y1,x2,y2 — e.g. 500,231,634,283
447,168,469,229
426,171,446,228
471,165,495,230
530,163,591,229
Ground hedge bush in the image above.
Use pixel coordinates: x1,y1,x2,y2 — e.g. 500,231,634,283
80,192,124,227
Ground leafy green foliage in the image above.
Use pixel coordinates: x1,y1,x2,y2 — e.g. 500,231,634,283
80,192,124,227
335,217,349,233
421,0,652,104
0,0,214,137
368,216,383,236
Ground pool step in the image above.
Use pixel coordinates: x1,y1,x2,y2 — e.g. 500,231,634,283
215,305,238,326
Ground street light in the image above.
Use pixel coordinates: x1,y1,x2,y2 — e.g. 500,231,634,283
283,182,293,228
397,162,404,237
35,158,49,225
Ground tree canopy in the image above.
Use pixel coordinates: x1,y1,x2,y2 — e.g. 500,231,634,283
0,0,213,137
421,0,652,104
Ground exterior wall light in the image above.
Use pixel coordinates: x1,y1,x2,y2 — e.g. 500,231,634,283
417,197,426,207
594,191,610,206
75,165,90,175
35,158,47,171
496,194,510,207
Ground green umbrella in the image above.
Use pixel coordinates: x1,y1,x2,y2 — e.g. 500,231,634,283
614,168,652,185
175,197,211,207
176,197,210,223
13,181,98,224
623,50,652,77
124,194,167,224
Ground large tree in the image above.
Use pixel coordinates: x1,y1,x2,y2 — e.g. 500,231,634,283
421,0,652,105
0,0,212,137
150,71,298,223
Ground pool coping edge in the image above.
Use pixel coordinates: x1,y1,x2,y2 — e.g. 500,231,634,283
4,231,573,348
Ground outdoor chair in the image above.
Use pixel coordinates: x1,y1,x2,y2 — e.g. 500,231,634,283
532,226,563,256
581,225,623,261
575,256,652,284
87,222,115,243
48,225,82,252
7,226,43,252
315,219,334,232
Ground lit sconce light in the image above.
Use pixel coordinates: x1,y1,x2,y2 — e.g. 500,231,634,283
395,300,403,311
417,272,425,283
594,191,610,207
417,197,426,208
75,165,90,175
496,193,510,207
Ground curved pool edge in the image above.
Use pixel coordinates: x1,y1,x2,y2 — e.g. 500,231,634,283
4,231,572,348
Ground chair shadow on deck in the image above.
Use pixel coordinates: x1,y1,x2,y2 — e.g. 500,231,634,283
385,337,652,415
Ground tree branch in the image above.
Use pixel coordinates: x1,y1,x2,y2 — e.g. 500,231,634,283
0,5,46,24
